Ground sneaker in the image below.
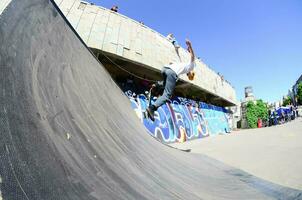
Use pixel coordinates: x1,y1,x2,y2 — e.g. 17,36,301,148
146,107,155,121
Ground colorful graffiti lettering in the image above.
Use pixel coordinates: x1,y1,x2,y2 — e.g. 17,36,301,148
125,90,231,143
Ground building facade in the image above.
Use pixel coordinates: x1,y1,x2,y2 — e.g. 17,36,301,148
53,0,237,107
293,74,302,105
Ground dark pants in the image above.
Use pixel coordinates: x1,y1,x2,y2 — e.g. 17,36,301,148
151,67,178,111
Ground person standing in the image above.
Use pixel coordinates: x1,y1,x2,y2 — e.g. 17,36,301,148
110,5,118,12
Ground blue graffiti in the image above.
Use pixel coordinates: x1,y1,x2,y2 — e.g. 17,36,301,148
125,90,231,143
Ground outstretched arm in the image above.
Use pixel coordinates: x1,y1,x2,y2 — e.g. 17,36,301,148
186,39,195,63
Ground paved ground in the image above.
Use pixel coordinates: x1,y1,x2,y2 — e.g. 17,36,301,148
171,118,302,190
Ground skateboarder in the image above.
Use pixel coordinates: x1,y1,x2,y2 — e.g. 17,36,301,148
146,39,196,121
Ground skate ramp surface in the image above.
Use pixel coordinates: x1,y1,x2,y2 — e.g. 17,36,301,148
0,0,301,199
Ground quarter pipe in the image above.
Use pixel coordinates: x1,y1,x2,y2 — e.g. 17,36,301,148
0,0,301,199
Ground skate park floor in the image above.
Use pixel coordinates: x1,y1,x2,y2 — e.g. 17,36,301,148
171,118,302,190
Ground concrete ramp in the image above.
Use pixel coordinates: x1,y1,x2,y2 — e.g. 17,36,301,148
0,0,301,199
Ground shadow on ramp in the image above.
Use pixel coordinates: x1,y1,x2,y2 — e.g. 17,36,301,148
0,0,301,199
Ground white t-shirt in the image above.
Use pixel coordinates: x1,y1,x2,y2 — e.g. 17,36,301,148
165,61,196,76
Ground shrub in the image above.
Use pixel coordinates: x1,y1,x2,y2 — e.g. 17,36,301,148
246,99,268,128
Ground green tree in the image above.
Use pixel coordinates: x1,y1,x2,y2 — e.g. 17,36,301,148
282,96,292,106
246,99,268,128
246,101,258,128
256,99,268,120
297,82,302,105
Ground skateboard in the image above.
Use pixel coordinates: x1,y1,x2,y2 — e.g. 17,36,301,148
143,87,153,119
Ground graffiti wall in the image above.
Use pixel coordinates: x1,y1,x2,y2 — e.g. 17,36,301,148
125,90,231,143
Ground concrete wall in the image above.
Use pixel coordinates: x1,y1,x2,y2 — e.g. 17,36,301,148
125,90,231,143
54,0,237,105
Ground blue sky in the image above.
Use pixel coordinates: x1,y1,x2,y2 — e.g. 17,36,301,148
89,0,302,103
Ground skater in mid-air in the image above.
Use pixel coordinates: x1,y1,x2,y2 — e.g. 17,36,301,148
146,39,196,121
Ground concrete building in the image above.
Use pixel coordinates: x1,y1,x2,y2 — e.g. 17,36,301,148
52,0,237,107
228,104,241,129
292,74,302,105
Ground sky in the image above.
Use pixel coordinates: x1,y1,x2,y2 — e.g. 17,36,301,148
89,0,302,103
